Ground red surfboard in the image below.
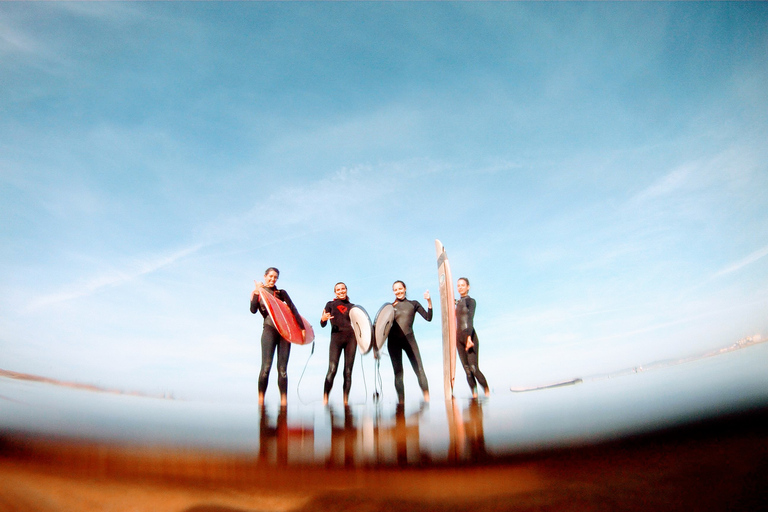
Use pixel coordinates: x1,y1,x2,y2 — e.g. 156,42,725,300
259,288,315,345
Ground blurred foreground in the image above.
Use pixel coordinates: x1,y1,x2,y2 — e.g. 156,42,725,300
2,342,767,511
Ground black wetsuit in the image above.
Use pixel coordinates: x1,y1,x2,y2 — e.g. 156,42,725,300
250,287,305,398
455,295,489,394
388,299,432,402
321,297,357,399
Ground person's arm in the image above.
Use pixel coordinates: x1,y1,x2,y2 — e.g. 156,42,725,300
320,303,334,327
250,280,262,314
415,295,433,322
466,297,476,347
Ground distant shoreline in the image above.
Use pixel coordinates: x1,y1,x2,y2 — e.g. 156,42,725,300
0,369,172,400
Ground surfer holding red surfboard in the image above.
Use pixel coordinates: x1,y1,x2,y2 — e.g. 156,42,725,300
320,282,357,406
250,267,306,406
387,280,433,404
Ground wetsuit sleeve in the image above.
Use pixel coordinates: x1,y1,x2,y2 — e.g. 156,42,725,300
250,292,260,314
278,289,306,330
320,301,332,328
414,300,433,322
466,297,476,333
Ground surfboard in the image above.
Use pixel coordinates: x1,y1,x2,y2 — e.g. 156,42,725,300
349,305,374,354
258,288,315,345
373,303,394,352
435,239,457,399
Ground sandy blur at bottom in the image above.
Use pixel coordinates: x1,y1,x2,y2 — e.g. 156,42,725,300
1,408,766,512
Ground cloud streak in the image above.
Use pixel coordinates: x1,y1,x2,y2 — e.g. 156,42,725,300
713,245,768,278
26,243,203,311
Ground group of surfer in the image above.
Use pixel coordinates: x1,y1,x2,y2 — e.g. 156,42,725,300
250,268,489,406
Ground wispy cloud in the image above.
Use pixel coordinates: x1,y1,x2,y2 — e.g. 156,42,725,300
632,164,692,204
26,244,203,311
713,245,768,278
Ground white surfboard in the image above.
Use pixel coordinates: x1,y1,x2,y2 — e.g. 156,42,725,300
349,305,374,354
373,303,394,352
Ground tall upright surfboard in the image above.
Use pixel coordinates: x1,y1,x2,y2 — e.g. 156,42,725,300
259,288,315,345
435,239,457,399
349,305,374,354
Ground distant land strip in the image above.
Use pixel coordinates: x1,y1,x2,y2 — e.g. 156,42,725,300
0,369,172,399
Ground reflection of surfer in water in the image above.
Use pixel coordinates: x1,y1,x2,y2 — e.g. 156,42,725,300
250,267,306,406
456,277,489,398
388,281,432,403
320,282,357,406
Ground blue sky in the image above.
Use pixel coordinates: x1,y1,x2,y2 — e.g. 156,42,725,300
1,2,767,405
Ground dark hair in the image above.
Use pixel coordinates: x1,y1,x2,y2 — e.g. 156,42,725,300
334,282,347,290
392,280,406,290
264,267,280,277
458,277,470,286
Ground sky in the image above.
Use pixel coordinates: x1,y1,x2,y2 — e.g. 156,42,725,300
1,2,767,405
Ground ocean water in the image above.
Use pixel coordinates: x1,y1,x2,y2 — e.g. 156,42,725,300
1,342,767,466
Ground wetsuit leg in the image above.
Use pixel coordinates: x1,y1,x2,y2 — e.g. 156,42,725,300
325,335,343,396
402,333,429,394
342,335,357,398
388,335,405,402
467,332,488,391
259,324,281,395
276,337,291,397
456,339,478,392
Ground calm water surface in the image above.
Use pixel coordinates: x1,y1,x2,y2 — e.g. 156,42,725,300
2,343,767,466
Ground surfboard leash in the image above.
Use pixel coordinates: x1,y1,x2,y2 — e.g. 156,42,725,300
296,340,316,405
373,352,385,404
359,350,369,405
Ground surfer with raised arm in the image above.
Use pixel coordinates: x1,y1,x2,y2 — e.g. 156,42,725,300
456,277,489,398
250,267,306,406
388,280,432,403
320,282,357,406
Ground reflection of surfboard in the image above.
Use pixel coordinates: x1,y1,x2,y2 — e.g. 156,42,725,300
259,289,315,345
373,303,394,351
350,305,374,354
435,239,457,399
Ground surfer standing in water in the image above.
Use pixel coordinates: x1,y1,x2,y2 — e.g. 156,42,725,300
387,280,432,403
456,277,489,398
250,267,306,406
320,282,357,406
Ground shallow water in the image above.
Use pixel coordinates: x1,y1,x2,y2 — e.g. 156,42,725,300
1,343,767,466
